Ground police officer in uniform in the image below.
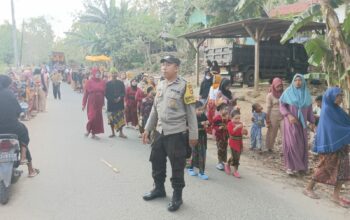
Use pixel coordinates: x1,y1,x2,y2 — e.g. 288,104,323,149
142,55,198,212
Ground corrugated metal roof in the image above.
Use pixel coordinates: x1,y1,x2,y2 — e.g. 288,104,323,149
179,18,325,39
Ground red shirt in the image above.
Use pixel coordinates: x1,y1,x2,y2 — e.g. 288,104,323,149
227,121,245,153
212,115,229,140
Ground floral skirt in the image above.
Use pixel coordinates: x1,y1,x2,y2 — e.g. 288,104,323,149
313,146,350,186
206,100,216,134
108,110,125,131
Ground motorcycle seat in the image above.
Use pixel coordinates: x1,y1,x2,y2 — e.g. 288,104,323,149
0,134,18,140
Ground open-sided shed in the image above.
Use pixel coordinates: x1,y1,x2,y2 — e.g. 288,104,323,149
179,18,325,90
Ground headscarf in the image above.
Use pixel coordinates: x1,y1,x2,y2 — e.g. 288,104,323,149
91,67,100,80
313,87,350,153
219,78,232,100
211,74,222,89
269,77,283,99
130,79,137,90
280,74,312,128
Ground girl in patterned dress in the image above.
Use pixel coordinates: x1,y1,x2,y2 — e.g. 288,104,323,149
212,103,229,171
226,110,248,178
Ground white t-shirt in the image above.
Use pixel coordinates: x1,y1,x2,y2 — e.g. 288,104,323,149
208,87,219,100
313,106,321,117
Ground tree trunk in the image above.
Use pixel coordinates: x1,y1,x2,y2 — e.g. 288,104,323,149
320,0,350,112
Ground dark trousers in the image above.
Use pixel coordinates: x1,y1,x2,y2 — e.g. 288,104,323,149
53,84,61,99
150,132,187,190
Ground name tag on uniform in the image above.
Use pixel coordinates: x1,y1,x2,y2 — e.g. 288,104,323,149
171,89,181,94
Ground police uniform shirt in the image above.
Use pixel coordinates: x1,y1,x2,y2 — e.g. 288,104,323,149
145,76,198,140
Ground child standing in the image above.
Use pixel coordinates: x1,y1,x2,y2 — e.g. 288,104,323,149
212,103,229,171
250,103,267,151
140,87,155,134
226,110,248,178
187,101,210,180
313,95,322,127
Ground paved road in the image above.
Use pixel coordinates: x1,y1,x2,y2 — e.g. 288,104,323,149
1,84,349,220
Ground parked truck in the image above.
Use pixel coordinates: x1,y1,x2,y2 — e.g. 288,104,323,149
205,41,309,86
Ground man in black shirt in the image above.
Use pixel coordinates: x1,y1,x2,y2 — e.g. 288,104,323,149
0,75,39,177
105,71,127,138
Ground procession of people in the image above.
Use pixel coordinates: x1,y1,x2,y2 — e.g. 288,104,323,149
1,55,349,211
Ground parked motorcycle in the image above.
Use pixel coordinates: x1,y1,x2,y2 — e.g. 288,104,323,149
0,134,22,205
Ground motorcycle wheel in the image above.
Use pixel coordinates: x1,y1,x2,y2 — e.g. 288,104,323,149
0,180,10,205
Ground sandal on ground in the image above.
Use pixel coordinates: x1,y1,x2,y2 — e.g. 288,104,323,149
286,169,296,176
224,164,231,175
84,133,90,137
187,168,197,176
303,189,320,199
109,135,116,138
332,198,350,208
119,134,127,139
28,168,40,178
233,171,241,178
91,135,100,140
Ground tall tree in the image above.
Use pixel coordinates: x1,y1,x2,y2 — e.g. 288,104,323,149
0,22,15,66
21,16,55,65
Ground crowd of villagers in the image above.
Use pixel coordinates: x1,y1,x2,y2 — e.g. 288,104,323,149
195,60,350,207
78,60,350,208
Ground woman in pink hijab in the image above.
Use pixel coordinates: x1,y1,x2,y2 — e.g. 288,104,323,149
82,68,106,139
265,77,284,152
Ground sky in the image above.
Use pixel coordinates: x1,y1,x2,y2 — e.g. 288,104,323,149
0,0,84,37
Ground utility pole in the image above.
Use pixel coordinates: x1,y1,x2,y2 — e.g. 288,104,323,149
11,0,19,68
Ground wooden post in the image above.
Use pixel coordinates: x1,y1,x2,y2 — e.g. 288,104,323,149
186,38,206,87
196,43,200,86
243,24,266,91
254,28,260,91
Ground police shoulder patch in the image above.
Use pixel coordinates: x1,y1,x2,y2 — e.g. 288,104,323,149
184,82,195,105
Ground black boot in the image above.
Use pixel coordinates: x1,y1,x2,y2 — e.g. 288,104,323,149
167,189,183,212
143,184,166,201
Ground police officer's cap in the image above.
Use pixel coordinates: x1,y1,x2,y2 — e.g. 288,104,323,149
160,55,181,66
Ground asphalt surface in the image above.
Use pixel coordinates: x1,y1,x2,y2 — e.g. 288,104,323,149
1,84,349,220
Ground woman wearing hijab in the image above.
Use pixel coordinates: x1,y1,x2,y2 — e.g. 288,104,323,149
125,79,140,128
215,78,237,114
199,71,213,104
303,87,350,207
206,74,221,134
211,61,220,74
280,74,315,175
82,68,106,139
265,77,284,152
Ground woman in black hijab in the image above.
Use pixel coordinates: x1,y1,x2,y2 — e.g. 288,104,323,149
199,71,213,104
215,78,237,114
